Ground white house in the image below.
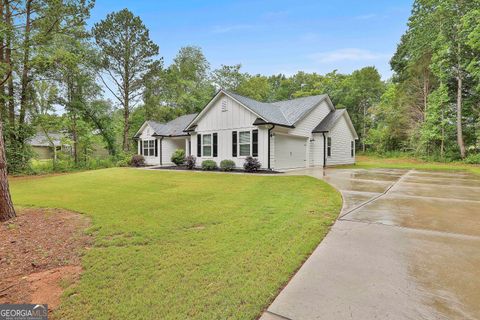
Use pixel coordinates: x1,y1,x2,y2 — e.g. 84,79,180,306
134,89,358,170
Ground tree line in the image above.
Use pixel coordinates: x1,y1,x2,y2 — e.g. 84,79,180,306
1,0,479,220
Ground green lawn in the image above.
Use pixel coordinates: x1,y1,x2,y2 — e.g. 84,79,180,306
343,155,480,175
10,168,341,319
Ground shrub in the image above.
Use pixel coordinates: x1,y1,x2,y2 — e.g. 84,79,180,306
171,149,185,166
185,155,196,170
220,159,236,171
243,156,261,172
115,152,133,167
464,153,480,164
201,160,217,171
130,155,145,167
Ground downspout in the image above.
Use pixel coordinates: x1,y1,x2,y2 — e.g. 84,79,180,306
322,132,327,168
267,125,275,170
159,137,164,166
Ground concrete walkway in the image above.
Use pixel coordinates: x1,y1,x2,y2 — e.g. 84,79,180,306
260,168,480,320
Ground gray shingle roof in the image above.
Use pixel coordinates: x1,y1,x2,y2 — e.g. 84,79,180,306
312,109,346,133
226,91,328,127
28,132,65,147
142,113,198,137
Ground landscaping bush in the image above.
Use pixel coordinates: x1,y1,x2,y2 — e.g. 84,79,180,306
171,149,185,166
115,152,133,167
220,159,236,171
130,155,145,167
464,153,480,164
243,157,261,172
201,160,217,171
185,155,196,169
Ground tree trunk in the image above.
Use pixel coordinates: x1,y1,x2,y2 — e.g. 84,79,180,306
0,0,5,119
72,113,78,164
122,84,130,151
456,76,466,159
0,119,15,221
423,69,429,122
440,109,445,159
4,0,14,129
362,102,366,152
19,0,32,127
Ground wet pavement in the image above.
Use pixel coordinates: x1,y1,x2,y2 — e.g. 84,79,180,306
260,168,480,320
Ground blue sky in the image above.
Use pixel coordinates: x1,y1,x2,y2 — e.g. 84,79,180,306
88,0,413,79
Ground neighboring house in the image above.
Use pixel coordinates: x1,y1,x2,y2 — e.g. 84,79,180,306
28,132,68,160
134,90,358,170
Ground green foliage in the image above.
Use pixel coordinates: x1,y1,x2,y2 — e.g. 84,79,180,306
201,159,217,170
130,155,145,167
237,75,272,101
243,156,261,172
365,83,410,153
219,159,236,171
185,155,196,169
171,149,185,166
464,153,480,164
211,64,247,91
93,8,159,151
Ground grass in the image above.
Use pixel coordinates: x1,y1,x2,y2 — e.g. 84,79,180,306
10,168,341,319
341,154,480,175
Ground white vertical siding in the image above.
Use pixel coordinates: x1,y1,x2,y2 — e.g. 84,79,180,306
309,133,325,167
139,124,159,166
288,100,332,137
137,124,188,166
326,114,356,166
193,94,269,168
161,138,185,165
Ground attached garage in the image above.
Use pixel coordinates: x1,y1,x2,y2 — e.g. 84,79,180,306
274,135,307,169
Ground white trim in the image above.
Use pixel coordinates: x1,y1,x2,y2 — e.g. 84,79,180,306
133,121,150,139
202,133,212,157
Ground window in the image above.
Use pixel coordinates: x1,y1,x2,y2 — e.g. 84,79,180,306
239,131,251,156
351,141,354,157
143,140,155,156
327,137,332,157
202,134,212,157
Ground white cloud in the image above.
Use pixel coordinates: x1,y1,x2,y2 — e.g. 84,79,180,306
355,13,377,20
211,24,254,34
308,48,390,63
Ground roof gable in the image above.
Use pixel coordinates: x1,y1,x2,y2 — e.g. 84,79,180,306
186,90,334,130
134,113,197,138
312,109,358,139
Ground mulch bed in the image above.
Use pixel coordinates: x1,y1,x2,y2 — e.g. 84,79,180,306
152,166,282,174
0,208,92,311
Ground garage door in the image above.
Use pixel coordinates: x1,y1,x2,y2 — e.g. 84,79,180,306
275,135,307,169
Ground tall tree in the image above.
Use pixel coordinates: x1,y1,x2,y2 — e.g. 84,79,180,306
93,9,159,151
0,116,14,221
211,64,246,91
342,67,385,151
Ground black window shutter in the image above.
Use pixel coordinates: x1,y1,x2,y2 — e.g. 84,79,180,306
232,131,237,157
155,139,158,157
252,130,258,157
197,134,202,157
139,139,142,155
213,133,218,157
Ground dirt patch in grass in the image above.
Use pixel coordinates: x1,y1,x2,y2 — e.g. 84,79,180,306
0,208,91,310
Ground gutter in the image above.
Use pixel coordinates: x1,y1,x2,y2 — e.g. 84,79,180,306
159,137,164,166
268,124,275,170
322,132,327,168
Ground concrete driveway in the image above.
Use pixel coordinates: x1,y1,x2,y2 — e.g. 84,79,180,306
261,168,480,320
